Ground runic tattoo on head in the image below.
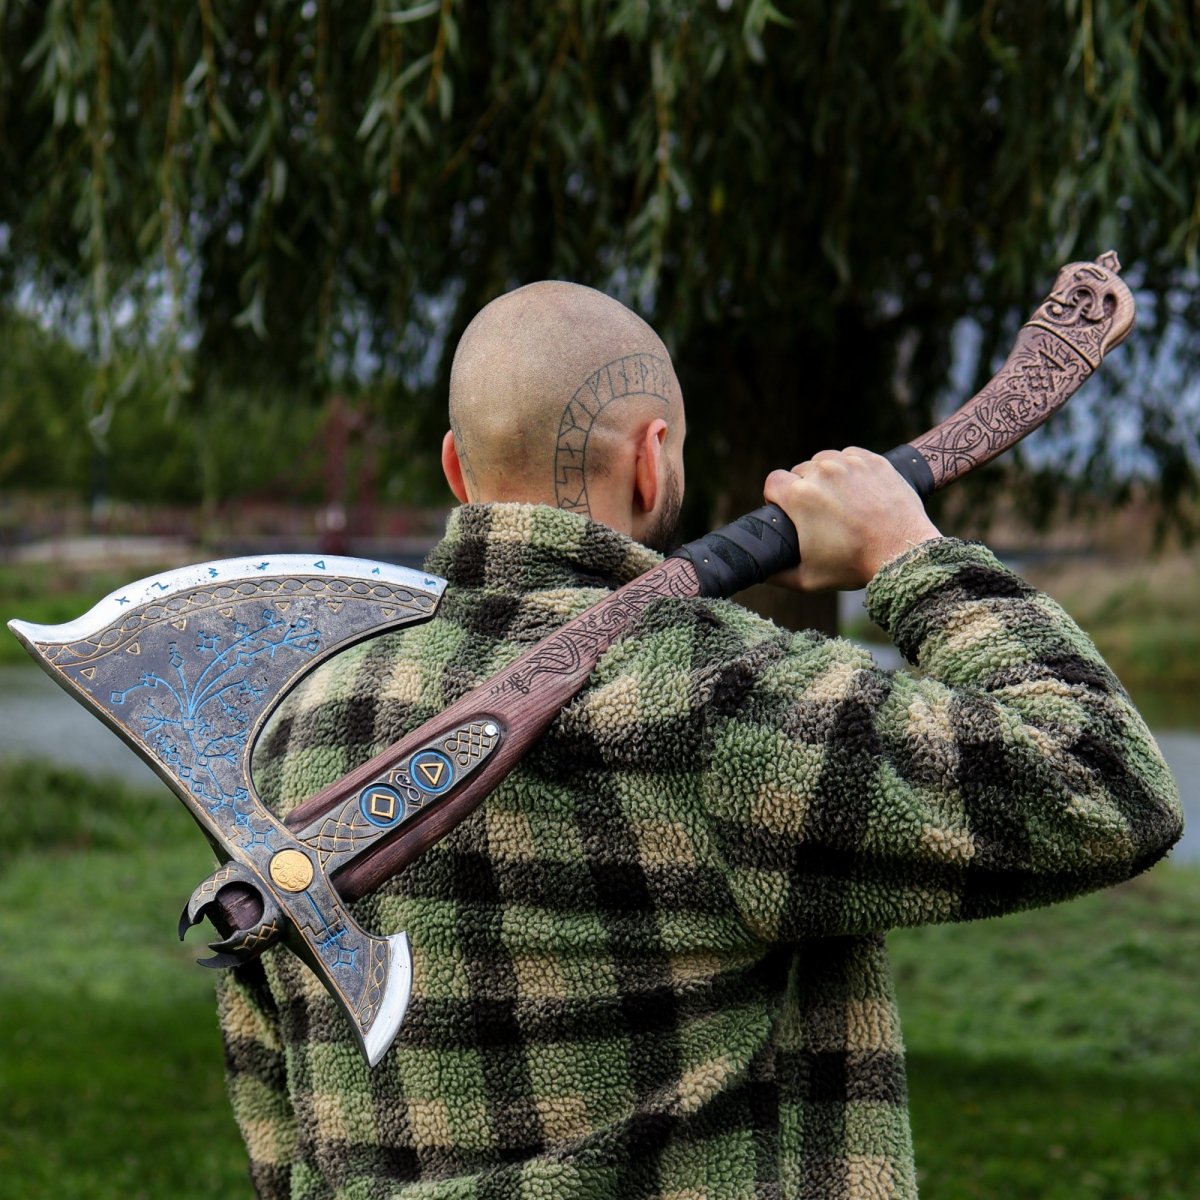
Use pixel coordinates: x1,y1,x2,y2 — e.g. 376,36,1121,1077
553,353,672,516
449,410,478,499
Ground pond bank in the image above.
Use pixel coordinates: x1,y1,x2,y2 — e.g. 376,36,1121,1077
0,662,1195,865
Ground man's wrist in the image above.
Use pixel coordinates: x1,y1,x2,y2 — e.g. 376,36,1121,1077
865,525,943,582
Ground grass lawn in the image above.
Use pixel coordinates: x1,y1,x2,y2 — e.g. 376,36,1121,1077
1,760,1196,1198
0,763,251,1200
891,865,1200,1198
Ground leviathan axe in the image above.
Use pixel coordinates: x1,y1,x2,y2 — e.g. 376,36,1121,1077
9,254,1135,1066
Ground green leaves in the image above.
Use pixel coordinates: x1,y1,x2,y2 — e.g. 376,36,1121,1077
0,0,1196,513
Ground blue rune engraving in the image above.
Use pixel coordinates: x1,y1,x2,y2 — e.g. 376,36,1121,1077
303,896,361,974
314,560,327,570
106,607,323,829
116,596,130,605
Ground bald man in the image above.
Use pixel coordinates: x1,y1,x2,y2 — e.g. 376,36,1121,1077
442,281,938,589
443,281,689,553
220,283,1180,1200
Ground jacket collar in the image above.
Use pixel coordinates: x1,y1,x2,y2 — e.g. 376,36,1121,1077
426,503,662,594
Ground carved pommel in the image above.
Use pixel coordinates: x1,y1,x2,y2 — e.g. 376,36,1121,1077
907,251,1137,489
1027,250,1136,368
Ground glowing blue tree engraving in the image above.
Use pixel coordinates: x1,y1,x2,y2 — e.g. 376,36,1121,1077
110,608,321,849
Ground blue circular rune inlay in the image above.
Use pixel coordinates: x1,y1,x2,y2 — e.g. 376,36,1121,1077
409,749,455,795
358,784,406,828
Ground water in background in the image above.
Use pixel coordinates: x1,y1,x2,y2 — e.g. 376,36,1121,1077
1,658,1196,864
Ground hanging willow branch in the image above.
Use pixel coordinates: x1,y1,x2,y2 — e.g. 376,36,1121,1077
85,0,113,442
0,0,1196,507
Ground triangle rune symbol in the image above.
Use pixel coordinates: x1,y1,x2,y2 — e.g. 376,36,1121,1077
416,759,445,788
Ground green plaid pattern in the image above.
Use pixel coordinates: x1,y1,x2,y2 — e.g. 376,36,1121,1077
219,503,1182,1199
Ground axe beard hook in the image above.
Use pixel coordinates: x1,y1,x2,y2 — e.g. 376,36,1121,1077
8,552,443,1067
180,862,283,969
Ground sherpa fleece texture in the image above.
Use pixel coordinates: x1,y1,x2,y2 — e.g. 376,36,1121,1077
218,503,1182,1200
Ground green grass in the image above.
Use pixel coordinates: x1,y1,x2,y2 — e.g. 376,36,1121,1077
0,762,251,1200
1,759,1196,1198
0,561,175,665
891,866,1200,1197
905,1056,1197,1199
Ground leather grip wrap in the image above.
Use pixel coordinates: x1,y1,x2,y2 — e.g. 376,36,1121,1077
670,503,800,599
882,444,935,499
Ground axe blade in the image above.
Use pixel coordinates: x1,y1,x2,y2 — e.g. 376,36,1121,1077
8,552,445,1065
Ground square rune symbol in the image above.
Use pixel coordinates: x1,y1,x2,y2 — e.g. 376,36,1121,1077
367,789,397,822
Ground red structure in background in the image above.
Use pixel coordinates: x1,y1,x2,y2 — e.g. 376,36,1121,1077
311,394,442,565
319,395,372,556
0,394,447,567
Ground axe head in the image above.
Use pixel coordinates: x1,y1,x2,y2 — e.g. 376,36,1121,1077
8,553,446,1066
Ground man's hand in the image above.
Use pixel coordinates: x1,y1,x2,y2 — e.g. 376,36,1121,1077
763,447,942,592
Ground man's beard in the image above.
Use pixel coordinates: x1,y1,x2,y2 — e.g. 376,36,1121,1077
640,466,683,554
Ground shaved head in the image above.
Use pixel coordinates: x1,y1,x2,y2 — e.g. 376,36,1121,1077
447,282,685,542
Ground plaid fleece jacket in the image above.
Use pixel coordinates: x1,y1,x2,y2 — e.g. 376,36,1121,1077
219,503,1182,1200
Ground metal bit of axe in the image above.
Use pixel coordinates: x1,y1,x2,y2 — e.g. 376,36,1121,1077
8,254,1136,1066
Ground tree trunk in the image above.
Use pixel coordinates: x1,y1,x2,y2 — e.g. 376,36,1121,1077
681,304,902,638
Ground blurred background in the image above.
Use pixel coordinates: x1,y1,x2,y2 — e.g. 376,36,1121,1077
1,2,1198,1196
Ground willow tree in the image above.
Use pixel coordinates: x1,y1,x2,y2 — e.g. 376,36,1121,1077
1,1,1197,549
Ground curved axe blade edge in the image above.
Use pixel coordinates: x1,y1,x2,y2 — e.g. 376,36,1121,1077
8,552,445,1066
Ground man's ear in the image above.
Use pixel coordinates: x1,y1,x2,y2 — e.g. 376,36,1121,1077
633,419,668,515
441,430,471,503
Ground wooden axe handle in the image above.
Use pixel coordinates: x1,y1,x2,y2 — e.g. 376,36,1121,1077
217,253,1134,929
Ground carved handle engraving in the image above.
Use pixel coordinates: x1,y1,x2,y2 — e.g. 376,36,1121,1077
911,252,1135,489
279,255,1138,909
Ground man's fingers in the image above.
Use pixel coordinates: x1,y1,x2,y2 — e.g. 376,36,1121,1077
762,448,941,592
766,467,805,498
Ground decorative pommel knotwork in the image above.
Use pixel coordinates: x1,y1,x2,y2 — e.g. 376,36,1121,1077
906,251,1138,489
1028,249,1135,367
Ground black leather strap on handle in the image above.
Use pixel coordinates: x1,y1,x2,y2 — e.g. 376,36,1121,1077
670,445,932,599
882,444,936,500
670,503,800,598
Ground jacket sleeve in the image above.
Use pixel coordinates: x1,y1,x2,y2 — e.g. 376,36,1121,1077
699,537,1183,942
216,965,297,1199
